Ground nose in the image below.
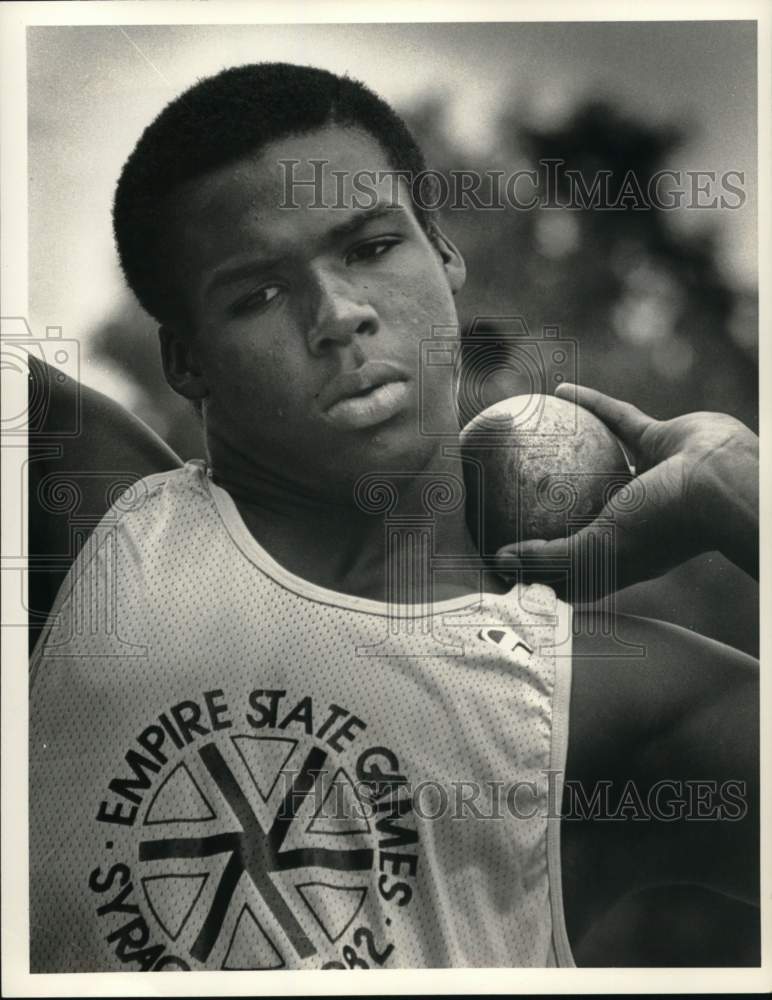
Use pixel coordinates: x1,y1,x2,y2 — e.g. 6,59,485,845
306,270,379,356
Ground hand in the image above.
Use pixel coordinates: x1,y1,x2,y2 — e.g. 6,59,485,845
495,383,758,599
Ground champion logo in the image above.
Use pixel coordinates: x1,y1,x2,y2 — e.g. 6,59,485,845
478,627,534,662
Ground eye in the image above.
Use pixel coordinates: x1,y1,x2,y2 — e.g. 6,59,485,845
346,238,401,265
231,284,282,316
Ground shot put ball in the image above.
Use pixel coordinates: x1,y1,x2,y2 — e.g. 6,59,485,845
459,393,632,552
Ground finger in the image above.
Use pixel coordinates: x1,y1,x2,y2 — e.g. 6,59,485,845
554,383,654,449
493,539,572,599
495,531,631,601
494,481,656,600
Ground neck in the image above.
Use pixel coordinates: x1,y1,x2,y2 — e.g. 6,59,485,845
209,442,502,603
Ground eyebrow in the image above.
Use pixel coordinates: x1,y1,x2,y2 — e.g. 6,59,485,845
204,203,407,299
324,204,405,241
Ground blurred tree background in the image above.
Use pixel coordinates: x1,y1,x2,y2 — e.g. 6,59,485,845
87,93,759,657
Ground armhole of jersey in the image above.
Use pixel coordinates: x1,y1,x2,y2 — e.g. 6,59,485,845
547,598,576,968
29,543,88,692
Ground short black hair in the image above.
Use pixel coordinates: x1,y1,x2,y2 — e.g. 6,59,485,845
113,62,435,325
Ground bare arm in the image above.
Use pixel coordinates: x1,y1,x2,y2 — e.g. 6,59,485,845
562,612,759,960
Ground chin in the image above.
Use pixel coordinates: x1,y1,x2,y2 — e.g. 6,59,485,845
356,423,443,476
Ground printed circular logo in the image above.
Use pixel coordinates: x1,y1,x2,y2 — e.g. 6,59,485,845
90,689,419,971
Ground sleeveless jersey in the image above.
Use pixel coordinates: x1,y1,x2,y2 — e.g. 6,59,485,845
29,460,575,972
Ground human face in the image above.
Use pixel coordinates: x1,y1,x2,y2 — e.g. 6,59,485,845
161,126,466,497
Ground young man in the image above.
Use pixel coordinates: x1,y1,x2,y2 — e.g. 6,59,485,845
29,63,759,971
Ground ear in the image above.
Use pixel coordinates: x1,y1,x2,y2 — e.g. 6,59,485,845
431,224,467,294
159,324,209,401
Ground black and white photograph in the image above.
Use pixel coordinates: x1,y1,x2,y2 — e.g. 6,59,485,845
1,0,768,993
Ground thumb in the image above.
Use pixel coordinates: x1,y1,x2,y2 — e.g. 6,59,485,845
555,382,654,453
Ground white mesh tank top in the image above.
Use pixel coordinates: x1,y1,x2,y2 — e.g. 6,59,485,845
29,460,575,972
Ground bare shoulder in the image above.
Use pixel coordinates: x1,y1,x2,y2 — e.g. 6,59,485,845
568,611,757,772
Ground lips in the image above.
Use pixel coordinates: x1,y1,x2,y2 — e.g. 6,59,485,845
319,361,410,430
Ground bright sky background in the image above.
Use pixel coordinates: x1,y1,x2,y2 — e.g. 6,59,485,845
28,21,757,372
